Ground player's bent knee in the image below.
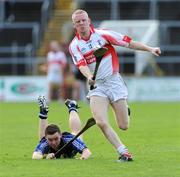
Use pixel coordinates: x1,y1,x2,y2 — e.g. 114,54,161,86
117,120,129,130
118,124,129,130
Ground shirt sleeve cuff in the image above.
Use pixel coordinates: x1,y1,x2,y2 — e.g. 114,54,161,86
76,59,87,68
123,35,132,43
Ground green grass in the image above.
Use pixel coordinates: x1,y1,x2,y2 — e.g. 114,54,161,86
0,102,180,177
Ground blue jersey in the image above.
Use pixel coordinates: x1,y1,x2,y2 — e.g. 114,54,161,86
34,132,87,158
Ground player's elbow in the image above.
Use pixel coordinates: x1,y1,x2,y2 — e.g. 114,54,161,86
32,152,43,160
86,149,92,158
128,40,138,50
81,148,92,160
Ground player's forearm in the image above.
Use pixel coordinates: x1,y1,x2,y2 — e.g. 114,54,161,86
79,65,93,79
80,148,91,160
128,40,153,52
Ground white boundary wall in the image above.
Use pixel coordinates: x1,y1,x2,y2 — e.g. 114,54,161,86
125,77,180,102
0,76,48,102
0,76,180,102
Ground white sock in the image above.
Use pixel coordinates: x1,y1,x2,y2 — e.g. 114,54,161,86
117,145,128,155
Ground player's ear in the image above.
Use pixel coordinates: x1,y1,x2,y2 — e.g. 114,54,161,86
88,18,91,25
72,21,76,29
58,133,62,139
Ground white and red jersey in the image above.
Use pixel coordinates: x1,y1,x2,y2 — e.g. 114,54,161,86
69,27,132,80
47,51,67,83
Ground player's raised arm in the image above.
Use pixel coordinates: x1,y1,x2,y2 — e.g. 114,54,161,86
128,40,161,56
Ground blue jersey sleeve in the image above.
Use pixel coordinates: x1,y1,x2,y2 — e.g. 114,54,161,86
62,132,87,154
71,137,87,153
34,137,49,155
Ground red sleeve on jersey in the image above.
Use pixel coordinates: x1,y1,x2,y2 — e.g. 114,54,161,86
76,59,87,68
122,35,132,43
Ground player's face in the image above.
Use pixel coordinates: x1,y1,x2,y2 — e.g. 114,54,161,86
50,41,59,52
46,132,61,150
73,13,90,34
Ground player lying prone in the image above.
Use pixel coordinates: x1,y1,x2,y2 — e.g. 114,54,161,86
32,96,95,160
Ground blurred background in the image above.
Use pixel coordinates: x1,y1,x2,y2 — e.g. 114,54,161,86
0,0,180,102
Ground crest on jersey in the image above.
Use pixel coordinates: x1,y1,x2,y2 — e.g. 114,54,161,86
81,47,86,53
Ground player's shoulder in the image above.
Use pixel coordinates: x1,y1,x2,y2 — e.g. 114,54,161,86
39,137,48,146
35,137,49,152
61,132,75,142
56,51,66,57
94,28,110,35
47,51,54,58
69,36,78,48
62,131,73,137
39,137,47,143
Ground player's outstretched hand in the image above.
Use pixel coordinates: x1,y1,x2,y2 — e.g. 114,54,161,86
46,153,56,159
151,47,161,56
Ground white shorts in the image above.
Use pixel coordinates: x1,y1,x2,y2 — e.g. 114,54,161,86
87,73,128,102
47,73,63,84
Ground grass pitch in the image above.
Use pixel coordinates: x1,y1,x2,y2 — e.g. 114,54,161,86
0,102,180,177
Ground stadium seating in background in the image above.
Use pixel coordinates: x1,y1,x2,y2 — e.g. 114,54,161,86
0,25,33,47
0,0,54,75
5,1,42,22
0,0,180,76
37,0,75,57
80,0,180,21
